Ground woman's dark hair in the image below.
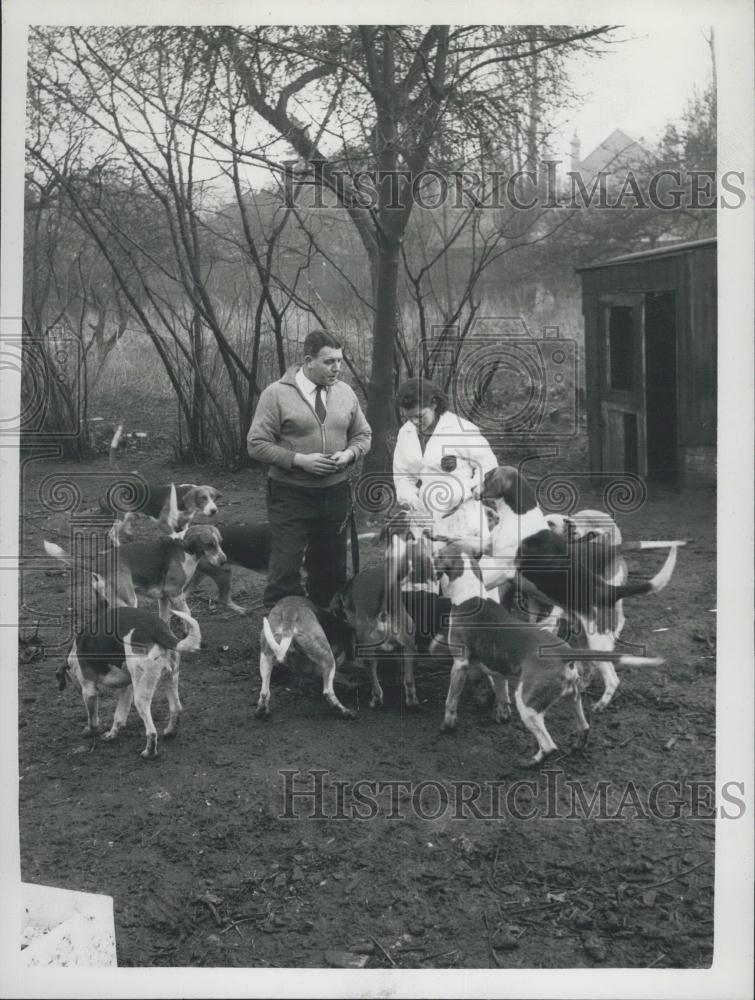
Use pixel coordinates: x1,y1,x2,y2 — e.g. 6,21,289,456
303,329,342,357
396,378,449,415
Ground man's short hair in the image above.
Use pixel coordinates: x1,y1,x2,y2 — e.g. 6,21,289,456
303,330,342,357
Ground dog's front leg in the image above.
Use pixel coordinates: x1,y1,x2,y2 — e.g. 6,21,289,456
514,683,558,766
585,629,619,712
81,682,100,737
255,647,275,719
197,561,248,615
440,657,470,731
103,686,134,742
487,673,511,723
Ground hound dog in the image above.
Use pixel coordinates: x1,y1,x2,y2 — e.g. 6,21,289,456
255,597,357,720
191,522,274,615
188,520,379,617
433,545,665,766
107,518,274,616
329,525,435,710
376,508,454,654
58,600,201,758
101,481,221,536
44,523,227,624
513,509,627,627
478,466,682,711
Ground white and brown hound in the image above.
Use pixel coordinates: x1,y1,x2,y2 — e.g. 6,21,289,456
329,522,436,710
101,481,221,535
255,597,357,720
59,601,201,759
44,524,227,624
433,544,665,766
478,466,683,711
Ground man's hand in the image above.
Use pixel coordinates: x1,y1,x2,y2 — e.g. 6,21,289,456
293,452,338,476
328,449,354,469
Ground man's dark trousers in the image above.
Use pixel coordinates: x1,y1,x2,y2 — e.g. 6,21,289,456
264,479,350,609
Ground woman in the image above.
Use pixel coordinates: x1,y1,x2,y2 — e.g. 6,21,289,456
392,378,499,556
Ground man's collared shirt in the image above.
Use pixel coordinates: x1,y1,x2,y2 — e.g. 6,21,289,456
296,366,328,417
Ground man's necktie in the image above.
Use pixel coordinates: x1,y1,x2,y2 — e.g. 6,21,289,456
314,385,327,423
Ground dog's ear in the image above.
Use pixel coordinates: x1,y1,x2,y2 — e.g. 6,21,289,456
482,467,502,496
494,466,537,515
433,549,449,578
180,527,202,553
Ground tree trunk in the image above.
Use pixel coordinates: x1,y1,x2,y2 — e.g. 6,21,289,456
364,238,401,475
189,310,206,459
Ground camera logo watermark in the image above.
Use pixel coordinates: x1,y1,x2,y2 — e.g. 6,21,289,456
0,332,82,438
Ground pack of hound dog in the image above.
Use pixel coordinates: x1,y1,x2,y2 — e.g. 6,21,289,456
45,467,684,767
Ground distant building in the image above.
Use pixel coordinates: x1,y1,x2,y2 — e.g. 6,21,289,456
571,128,652,178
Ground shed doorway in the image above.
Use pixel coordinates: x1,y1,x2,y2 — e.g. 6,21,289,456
644,291,678,480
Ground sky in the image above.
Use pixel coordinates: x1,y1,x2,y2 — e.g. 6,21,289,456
219,22,719,195
16,18,718,199
229,22,718,192
551,23,715,162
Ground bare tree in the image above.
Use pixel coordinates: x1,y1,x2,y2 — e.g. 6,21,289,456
26,24,616,471
196,24,614,471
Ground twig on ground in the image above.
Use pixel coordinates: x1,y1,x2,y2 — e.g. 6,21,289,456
370,934,397,967
642,858,711,892
482,910,496,968
219,916,260,936
502,901,563,916
421,949,459,963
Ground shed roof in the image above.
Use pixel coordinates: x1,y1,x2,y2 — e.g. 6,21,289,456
576,237,716,272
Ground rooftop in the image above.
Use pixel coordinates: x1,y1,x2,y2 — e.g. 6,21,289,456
576,236,717,272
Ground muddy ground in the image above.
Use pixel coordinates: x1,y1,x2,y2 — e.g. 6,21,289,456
17,450,716,969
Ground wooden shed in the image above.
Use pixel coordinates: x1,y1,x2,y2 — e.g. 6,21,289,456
577,237,716,485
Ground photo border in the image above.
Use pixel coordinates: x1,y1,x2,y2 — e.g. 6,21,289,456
1,1,752,997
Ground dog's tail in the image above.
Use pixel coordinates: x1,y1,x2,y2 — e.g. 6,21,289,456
614,654,665,667
107,512,135,548
44,540,71,567
541,648,665,667
610,542,682,601
55,663,68,690
173,609,202,653
165,483,182,533
262,617,294,662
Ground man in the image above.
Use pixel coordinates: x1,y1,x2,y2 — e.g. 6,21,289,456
247,330,371,609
